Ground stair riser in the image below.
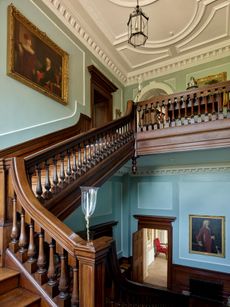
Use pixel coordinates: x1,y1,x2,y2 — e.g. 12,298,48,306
0,274,19,295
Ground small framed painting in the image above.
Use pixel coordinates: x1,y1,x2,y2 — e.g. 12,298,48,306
7,4,69,104
189,215,225,257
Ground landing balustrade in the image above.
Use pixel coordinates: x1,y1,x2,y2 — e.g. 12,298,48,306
135,81,230,155
136,81,230,131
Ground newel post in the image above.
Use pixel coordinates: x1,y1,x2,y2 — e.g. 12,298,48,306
0,159,14,266
76,237,112,307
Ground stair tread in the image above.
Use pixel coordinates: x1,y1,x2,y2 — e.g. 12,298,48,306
0,287,40,306
0,267,19,281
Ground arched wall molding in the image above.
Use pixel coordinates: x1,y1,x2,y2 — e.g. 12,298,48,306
136,80,174,101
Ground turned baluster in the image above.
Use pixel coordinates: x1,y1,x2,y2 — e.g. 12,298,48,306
71,259,79,307
211,94,215,114
66,150,73,183
35,164,43,202
184,95,188,117
88,140,93,164
26,222,37,273
58,251,70,304
94,139,100,162
47,240,58,297
18,208,27,262
159,102,163,129
59,153,66,189
82,142,88,171
217,92,224,119
106,133,112,154
35,231,47,285
147,103,151,130
197,96,201,122
91,140,95,164
190,95,195,124
203,95,209,122
164,100,169,128
177,97,182,126
9,196,19,253
77,144,82,174
183,96,189,125
170,99,175,127
72,149,78,179
52,157,59,194
44,161,52,200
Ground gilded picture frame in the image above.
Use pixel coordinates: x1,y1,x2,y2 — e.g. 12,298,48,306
196,72,227,87
189,215,225,258
7,4,69,104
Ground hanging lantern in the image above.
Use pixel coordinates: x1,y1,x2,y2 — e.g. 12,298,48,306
127,0,149,47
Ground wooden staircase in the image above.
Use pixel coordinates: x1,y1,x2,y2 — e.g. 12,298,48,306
0,267,41,306
0,81,230,306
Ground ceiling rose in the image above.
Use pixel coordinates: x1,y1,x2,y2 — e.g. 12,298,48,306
108,0,158,8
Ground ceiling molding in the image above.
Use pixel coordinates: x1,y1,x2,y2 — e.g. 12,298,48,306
39,0,230,87
126,40,230,85
40,0,127,83
177,1,229,52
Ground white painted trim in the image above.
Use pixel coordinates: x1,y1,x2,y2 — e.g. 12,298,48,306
132,163,230,177
0,100,79,137
137,80,173,101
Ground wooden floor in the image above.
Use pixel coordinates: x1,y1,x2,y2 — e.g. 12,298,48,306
144,254,167,288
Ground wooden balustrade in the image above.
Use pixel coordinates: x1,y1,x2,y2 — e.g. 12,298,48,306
0,100,135,306
136,81,230,155
136,81,230,132
3,163,113,307
24,109,134,213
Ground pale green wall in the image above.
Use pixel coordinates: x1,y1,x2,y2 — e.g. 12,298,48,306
0,0,124,149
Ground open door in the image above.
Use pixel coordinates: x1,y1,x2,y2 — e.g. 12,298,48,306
132,228,145,283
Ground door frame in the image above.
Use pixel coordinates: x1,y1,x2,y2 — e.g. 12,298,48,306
88,65,117,127
133,215,176,289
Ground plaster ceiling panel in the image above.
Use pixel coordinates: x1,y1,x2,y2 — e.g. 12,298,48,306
42,0,230,84
77,0,199,46
119,47,169,69
177,2,229,52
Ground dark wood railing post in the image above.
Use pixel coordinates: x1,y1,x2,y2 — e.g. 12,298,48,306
0,159,13,266
76,238,112,307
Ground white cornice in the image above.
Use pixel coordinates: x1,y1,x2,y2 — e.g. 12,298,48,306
113,163,230,177
126,40,230,85
40,0,127,83
38,0,230,87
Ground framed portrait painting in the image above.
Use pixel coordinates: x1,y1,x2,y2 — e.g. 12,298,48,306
7,5,69,104
189,215,225,257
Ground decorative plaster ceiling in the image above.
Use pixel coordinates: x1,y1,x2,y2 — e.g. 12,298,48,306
41,0,230,85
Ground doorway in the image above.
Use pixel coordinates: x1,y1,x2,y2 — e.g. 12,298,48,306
143,228,168,287
88,65,117,128
132,215,176,289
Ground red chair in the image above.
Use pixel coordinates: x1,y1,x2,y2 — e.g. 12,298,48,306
154,238,168,258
